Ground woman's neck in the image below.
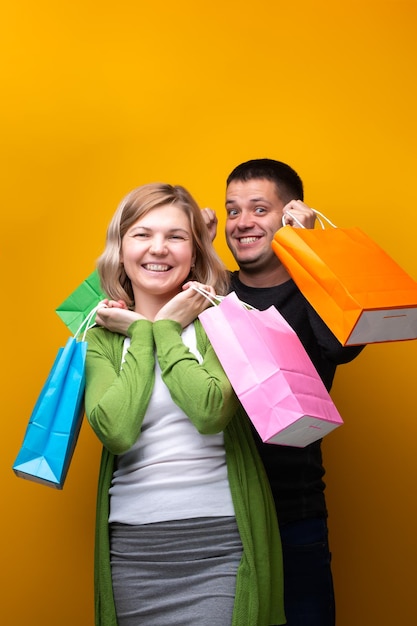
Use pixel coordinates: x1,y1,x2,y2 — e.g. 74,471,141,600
133,290,178,321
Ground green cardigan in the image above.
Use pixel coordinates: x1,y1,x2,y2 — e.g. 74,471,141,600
85,318,285,626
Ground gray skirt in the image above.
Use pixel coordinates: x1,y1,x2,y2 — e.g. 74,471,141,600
110,516,243,626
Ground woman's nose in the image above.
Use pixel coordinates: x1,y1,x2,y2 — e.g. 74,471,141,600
149,236,168,254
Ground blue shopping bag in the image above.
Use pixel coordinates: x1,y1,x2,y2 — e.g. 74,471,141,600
13,336,87,489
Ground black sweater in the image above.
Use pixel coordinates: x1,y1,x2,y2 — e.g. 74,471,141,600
230,273,364,525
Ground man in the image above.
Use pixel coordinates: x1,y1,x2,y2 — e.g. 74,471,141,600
204,159,363,626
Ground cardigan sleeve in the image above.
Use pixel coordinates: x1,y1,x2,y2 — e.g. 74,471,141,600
84,320,155,455
153,319,239,434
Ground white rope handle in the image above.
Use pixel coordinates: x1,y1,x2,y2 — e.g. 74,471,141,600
190,284,223,306
313,210,337,228
282,212,304,228
282,209,337,229
74,301,108,342
314,213,326,229
190,284,255,310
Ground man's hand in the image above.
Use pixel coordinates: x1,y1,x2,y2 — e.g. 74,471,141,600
201,207,218,242
282,200,316,229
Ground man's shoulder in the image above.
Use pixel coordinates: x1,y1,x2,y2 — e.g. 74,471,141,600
228,270,299,296
228,272,301,310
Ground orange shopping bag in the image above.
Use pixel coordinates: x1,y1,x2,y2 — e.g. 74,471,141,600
272,213,417,346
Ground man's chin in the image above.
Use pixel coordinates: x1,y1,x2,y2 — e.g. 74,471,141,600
231,246,259,262
235,257,262,272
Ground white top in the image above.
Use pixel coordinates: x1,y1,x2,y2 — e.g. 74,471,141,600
108,323,235,524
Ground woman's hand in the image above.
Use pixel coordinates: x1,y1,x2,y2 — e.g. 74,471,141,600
154,281,216,328
95,299,144,335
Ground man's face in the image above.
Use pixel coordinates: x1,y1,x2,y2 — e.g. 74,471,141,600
225,178,285,273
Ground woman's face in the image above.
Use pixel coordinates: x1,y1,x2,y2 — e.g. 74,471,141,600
121,203,195,303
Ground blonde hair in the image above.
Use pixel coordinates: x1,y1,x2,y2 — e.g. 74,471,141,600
97,183,229,306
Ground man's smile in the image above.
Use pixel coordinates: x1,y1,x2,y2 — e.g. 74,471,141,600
238,236,262,244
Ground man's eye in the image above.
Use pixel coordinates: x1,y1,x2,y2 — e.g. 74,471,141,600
227,209,239,217
254,206,266,214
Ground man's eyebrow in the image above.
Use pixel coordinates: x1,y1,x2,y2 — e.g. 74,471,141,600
226,196,272,205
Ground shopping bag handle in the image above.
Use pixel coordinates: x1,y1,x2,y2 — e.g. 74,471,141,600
282,209,337,229
190,284,223,306
74,301,108,342
190,284,255,310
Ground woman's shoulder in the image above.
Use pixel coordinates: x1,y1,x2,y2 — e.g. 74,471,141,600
85,326,127,370
85,325,125,350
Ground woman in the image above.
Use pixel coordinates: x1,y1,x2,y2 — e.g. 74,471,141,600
84,183,285,626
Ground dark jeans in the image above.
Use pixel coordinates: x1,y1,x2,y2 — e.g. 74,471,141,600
279,517,335,626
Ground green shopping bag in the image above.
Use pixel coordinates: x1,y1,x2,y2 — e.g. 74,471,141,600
56,271,106,334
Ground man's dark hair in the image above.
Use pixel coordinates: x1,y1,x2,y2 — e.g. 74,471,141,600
226,158,304,203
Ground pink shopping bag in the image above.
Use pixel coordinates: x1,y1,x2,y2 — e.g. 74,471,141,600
199,292,343,447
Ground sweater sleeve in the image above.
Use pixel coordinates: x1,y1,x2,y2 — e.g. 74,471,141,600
307,303,365,364
153,319,239,435
84,320,155,455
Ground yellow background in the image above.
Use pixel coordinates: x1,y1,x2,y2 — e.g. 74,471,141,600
2,1,416,624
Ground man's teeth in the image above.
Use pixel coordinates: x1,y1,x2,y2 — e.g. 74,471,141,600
239,237,259,244
144,264,170,271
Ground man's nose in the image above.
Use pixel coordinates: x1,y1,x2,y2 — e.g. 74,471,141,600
236,212,255,229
